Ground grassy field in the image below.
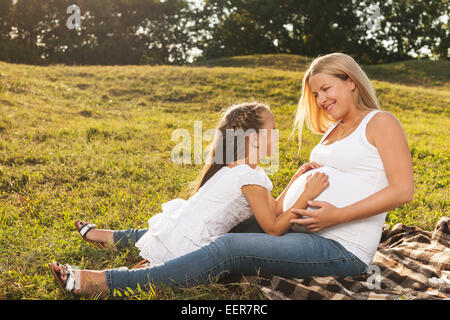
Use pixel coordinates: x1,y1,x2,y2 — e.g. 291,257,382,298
0,54,448,299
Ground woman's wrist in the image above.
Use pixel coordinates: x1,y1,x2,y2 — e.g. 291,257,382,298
320,204,345,229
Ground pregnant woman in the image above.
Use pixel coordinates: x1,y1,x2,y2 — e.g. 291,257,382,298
49,53,415,298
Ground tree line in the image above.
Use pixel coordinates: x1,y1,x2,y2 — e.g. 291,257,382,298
0,0,448,65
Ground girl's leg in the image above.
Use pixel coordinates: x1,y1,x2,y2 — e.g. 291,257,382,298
103,232,367,294
52,228,149,297
113,228,149,250
75,220,116,247
75,220,148,250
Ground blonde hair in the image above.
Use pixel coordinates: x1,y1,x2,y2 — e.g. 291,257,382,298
189,101,270,196
290,52,380,155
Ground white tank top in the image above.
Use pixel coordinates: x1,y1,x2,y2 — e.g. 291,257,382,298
283,109,388,266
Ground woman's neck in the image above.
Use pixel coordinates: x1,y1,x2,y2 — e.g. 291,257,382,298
340,108,370,125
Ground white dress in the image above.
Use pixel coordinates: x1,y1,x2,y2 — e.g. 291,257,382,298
135,164,273,265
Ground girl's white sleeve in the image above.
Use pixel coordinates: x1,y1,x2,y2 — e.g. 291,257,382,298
236,170,273,192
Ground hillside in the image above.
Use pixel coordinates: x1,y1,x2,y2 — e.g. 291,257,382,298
195,54,313,72
195,54,450,89
0,57,448,299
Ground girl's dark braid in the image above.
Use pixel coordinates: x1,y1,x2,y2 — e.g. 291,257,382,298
220,102,267,132
190,102,270,195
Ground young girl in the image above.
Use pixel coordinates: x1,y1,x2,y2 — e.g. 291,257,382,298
74,102,329,268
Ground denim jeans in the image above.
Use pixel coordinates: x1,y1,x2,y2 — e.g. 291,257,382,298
104,217,368,293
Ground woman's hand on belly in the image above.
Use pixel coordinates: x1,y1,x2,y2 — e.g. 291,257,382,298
289,200,341,232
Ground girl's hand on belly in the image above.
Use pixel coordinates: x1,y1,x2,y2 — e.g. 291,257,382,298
293,161,322,179
289,200,341,232
303,172,329,199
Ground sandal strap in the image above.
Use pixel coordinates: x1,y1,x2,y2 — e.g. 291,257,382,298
79,223,96,238
64,265,78,292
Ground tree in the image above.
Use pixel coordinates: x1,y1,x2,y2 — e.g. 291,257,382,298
0,0,447,64
197,0,448,63
359,0,449,60
197,0,383,62
0,0,201,65
0,0,12,61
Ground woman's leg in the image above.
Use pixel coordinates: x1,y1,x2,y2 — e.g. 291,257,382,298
50,262,109,298
51,228,150,297
103,232,367,294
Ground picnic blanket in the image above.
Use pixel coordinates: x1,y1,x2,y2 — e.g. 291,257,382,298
235,217,450,300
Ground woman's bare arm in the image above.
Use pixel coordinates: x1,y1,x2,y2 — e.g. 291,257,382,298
339,111,414,221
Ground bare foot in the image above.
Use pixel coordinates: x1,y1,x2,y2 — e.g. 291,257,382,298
75,220,117,251
50,261,108,299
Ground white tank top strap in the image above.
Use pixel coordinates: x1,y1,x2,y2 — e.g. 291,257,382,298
358,109,381,132
319,120,340,144
319,109,381,145
355,109,382,149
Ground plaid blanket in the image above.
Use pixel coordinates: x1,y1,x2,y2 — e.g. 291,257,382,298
236,217,450,300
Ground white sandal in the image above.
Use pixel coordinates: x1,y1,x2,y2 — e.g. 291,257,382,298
49,262,79,293
75,220,106,249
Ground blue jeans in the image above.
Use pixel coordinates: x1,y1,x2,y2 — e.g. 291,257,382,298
104,217,368,293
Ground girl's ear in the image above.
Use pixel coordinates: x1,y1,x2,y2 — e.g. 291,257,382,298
249,132,259,148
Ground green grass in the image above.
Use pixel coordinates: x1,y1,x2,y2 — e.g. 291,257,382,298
0,54,448,299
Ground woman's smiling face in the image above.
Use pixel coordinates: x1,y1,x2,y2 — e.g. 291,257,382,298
308,73,356,120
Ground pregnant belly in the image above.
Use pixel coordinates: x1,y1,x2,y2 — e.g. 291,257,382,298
283,166,376,214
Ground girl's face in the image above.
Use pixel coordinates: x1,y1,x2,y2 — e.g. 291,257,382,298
308,73,356,120
256,110,278,158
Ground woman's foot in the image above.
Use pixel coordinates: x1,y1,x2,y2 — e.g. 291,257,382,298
49,261,108,298
75,220,116,250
